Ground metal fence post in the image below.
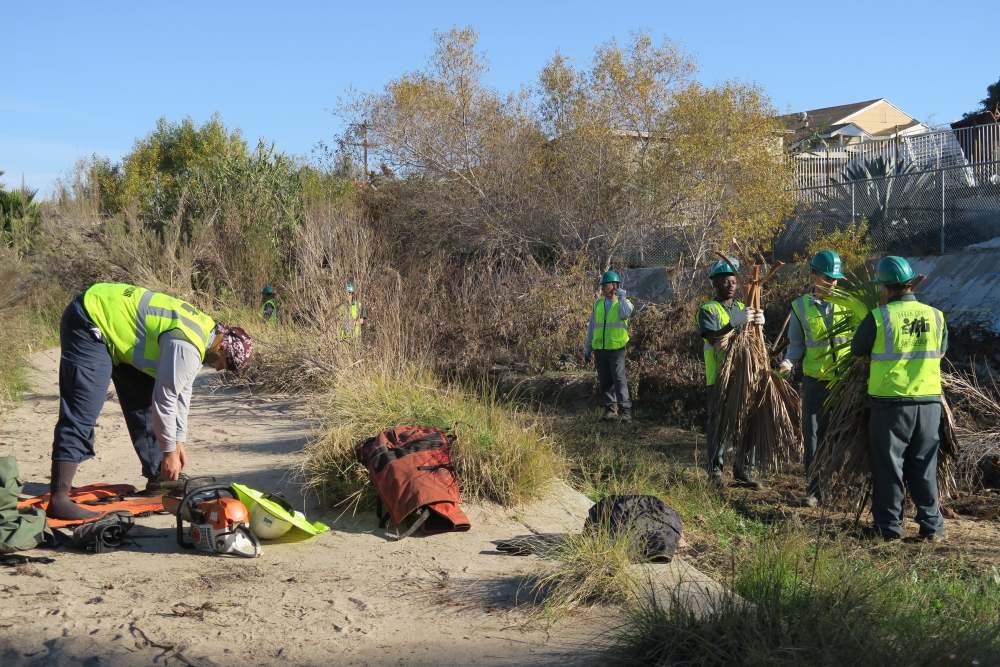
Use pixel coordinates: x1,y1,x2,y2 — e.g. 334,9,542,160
851,181,855,224
940,168,946,254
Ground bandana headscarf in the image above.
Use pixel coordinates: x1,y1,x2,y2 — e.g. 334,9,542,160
215,323,254,371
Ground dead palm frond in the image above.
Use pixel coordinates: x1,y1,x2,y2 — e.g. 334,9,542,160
711,241,801,471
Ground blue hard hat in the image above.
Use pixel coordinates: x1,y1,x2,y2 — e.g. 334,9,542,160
262,286,275,295
346,283,355,293
709,258,739,279
600,271,621,285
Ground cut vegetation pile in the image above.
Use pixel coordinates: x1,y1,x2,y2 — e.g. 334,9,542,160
712,250,801,470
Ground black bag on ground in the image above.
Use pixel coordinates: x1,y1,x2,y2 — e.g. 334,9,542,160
585,494,682,562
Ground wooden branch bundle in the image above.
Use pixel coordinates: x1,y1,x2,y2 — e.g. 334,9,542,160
710,243,802,471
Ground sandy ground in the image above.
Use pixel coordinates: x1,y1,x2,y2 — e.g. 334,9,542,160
0,350,609,667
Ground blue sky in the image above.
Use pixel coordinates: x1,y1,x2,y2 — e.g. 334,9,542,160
2,1,996,194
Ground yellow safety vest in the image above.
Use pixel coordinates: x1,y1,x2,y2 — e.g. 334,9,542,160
338,301,363,339
697,300,744,386
591,298,632,351
83,283,216,377
259,299,277,325
868,301,944,398
791,294,851,380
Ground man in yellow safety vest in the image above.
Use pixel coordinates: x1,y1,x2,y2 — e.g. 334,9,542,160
584,271,634,421
697,258,765,489
778,250,850,507
851,256,947,541
338,283,366,340
47,284,253,521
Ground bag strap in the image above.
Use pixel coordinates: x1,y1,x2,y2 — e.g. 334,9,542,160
388,508,430,541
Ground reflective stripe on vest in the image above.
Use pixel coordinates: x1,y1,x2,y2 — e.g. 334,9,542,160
83,283,215,378
591,298,631,351
697,300,744,386
868,301,944,398
791,294,851,380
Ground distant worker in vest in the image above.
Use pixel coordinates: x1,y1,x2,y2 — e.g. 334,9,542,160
583,271,634,422
260,286,277,325
851,256,947,541
698,258,766,489
339,282,367,340
778,250,850,507
48,283,254,521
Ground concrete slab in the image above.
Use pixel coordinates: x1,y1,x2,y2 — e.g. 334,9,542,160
518,480,595,535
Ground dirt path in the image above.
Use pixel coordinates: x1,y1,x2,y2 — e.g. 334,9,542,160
0,350,604,666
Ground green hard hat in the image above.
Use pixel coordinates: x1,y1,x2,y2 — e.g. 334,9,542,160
709,258,739,279
809,249,845,280
262,286,275,295
874,256,915,285
600,271,621,285
346,283,355,293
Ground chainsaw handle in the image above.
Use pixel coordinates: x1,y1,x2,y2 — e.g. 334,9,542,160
176,484,238,549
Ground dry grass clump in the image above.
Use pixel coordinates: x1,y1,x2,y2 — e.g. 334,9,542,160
530,525,643,617
300,362,564,510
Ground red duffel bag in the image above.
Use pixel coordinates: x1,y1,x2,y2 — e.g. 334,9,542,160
355,426,471,538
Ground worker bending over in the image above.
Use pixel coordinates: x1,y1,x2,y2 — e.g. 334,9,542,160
49,283,253,521
584,271,634,421
698,258,765,489
851,256,947,541
779,250,850,507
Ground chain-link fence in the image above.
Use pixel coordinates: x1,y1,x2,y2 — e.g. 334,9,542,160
776,160,1000,260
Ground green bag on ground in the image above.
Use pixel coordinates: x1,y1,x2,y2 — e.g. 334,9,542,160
0,456,54,553
230,483,329,536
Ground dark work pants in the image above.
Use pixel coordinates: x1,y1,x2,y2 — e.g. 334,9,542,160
593,348,630,412
868,402,945,538
705,384,755,475
52,296,162,479
802,375,829,495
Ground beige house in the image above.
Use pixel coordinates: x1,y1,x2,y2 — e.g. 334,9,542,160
780,98,928,150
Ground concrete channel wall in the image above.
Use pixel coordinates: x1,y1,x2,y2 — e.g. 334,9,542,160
619,252,1000,333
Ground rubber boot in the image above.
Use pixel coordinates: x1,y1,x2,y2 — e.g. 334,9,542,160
47,460,101,521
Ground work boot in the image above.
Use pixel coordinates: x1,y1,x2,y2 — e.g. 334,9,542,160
144,473,189,497
47,461,101,521
709,469,726,489
733,469,763,490
919,529,948,543
601,407,618,422
802,495,820,508
860,525,901,541
619,410,632,422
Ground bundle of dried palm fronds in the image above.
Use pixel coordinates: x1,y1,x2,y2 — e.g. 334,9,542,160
711,244,801,471
810,272,964,505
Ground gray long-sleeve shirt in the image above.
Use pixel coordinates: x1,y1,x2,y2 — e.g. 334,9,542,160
151,329,210,453
584,294,634,356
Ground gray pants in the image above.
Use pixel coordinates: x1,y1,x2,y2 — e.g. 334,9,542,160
868,402,945,538
802,375,829,495
594,348,630,413
705,384,754,474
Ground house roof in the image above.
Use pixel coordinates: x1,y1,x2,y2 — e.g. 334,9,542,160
780,98,922,144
